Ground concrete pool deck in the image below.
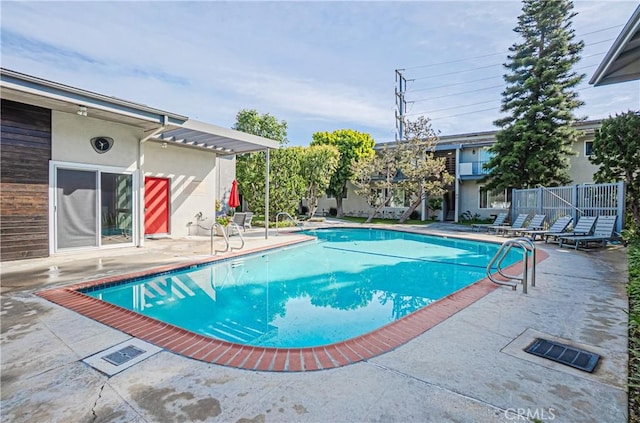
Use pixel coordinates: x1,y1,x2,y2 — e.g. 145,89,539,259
1,222,629,422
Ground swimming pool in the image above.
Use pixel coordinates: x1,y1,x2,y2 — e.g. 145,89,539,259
82,228,518,348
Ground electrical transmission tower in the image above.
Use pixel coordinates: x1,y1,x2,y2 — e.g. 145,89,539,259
395,69,408,142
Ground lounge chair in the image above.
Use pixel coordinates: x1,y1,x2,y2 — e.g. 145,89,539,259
232,212,246,226
227,212,246,235
471,212,507,232
558,215,618,250
503,214,546,237
544,215,597,244
521,215,572,241
243,212,253,230
489,213,529,235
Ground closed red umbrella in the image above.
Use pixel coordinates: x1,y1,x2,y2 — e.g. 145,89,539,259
228,180,240,209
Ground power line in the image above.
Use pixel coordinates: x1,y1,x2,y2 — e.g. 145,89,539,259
579,23,625,36
399,23,622,70
406,99,499,117
394,23,622,128
405,75,503,93
407,77,598,118
411,63,502,81
405,38,614,82
410,84,505,103
403,52,506,70
405,56,602,97
430,107,500,121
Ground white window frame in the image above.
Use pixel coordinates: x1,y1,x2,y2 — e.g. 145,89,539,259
479,186,509,209
49,160,139,254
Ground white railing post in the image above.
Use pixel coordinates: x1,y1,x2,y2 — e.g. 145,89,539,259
617,180,625,234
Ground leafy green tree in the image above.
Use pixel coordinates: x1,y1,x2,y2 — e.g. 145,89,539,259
589,111,640,232
234,109,303,219
350,145,401,223
235,148,305,219
232,109,288,145
299,145,340,218
482,0,585,191
311,129,375,217
397,117,453,223
268,148,306,218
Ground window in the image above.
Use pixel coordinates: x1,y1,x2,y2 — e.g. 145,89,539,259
391,189,412,207
585,141,594,157
479,187,509,209
53,163,135,251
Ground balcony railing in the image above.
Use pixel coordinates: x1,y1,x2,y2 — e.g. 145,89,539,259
459,160,489,176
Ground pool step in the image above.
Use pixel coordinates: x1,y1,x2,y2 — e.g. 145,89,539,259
206,320,277,344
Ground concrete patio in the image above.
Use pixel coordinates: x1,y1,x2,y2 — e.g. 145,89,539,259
0,223,629,422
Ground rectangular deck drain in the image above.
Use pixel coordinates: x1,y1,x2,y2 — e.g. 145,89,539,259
102,345,146,366
525,338,600,373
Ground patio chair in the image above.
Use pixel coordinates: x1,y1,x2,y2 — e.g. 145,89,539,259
521,215,572,241
243,212,253,230
228,212,246,236
544,215,597,244
489,213,529,235
471,212,507,232
502,214,546,237
558,215,618,250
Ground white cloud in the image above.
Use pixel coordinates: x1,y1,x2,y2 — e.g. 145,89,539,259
1,1,638,146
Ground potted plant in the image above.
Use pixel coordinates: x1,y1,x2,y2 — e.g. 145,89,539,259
216,215,230,226
428,197,443,221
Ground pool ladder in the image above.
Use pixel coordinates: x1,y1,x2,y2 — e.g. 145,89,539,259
210,222,245,255
486,237,536,294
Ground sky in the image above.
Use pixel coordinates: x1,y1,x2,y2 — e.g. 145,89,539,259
1,1,639,146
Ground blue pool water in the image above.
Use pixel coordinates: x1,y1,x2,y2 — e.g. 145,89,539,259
84,228,518,348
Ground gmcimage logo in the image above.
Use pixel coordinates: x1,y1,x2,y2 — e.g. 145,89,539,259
505,408,556,421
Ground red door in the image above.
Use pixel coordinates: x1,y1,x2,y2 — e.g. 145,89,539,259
144,177,170,235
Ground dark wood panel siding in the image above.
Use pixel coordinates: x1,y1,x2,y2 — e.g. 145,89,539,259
1,100,51,261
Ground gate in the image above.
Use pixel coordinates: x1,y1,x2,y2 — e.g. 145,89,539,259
511,181,625,234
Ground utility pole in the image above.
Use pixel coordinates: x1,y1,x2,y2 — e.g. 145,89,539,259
395,69,407,142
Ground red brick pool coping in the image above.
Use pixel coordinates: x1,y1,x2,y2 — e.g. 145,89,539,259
37,237,548,372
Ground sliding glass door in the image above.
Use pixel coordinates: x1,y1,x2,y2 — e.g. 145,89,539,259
54,165,134,251
101,173,133,245
56,169,98,249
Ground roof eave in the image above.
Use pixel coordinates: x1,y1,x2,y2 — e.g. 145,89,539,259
589,5,640,86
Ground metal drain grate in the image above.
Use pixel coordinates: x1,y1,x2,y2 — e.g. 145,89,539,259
524,338,600,373
102,345,146,366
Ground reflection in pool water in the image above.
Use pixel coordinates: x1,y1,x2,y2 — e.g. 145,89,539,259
84,228,517,347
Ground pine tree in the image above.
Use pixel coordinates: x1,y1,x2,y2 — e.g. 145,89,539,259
482,0,585,191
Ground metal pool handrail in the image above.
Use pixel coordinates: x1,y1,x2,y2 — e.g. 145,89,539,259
210,222,245,255
227,222,245,250
275,212,298,235
486,237,536,294
211,223,229,255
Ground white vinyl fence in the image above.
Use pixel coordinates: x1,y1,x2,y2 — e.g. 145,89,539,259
511,181,625,234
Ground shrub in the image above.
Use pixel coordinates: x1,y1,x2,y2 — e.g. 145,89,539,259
216,216,230,226
629,240,640,422
329,207,337,217
409,210,420,220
